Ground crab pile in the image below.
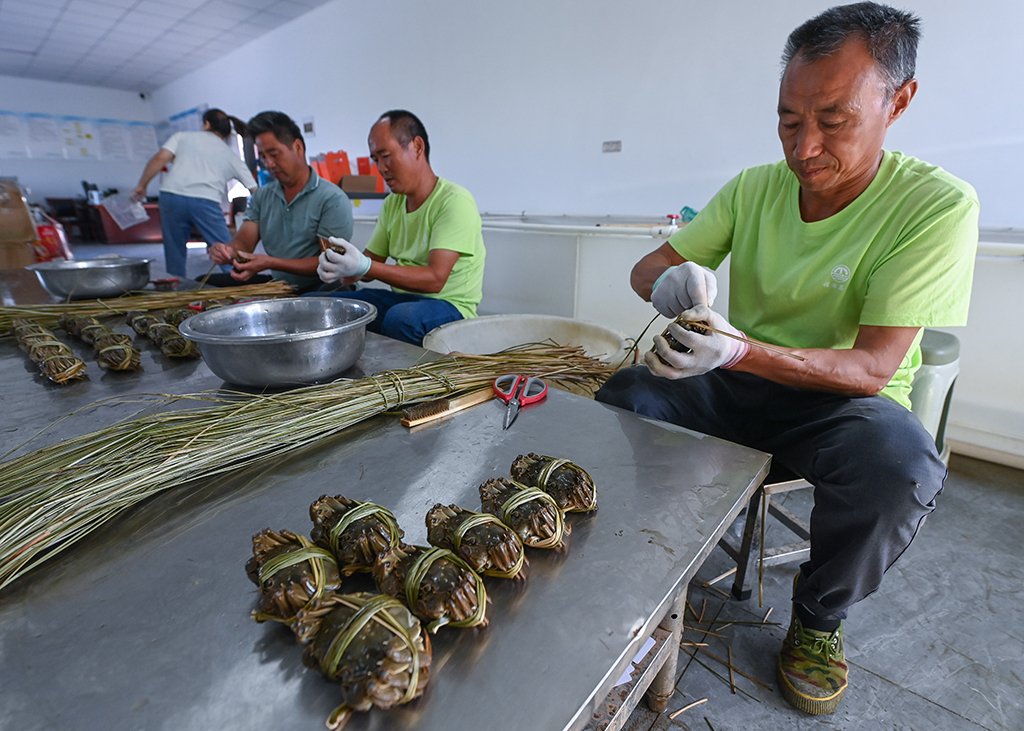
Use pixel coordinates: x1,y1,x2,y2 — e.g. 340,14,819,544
247,453,596,727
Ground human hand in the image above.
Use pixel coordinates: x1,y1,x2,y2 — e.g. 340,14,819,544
644,305,748,379
650,262,718,318
317,237,371,282
229,252,270,279
130,185,147,203
207,242,235,265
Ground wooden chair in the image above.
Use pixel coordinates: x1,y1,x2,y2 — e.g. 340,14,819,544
718,329,960,600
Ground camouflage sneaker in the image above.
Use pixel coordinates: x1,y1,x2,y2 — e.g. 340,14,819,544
777,612,848,714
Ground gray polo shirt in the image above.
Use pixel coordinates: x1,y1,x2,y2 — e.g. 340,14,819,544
244,168,353,289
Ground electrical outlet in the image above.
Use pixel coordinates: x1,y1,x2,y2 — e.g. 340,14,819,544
602,140,622,153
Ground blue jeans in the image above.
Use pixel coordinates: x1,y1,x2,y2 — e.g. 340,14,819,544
311,289,463,346
159,192,231,278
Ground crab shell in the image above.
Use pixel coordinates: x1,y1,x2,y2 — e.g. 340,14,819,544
310,494,404,575
245,528,342,624
373,544,488,632
479,477,570,549
128,314,161,335
510,453,598,512
293,592,431,718
425,503,527,579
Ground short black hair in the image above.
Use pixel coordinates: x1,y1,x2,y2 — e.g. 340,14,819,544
247,110,304,151
783,2,921,99
377,110,430,162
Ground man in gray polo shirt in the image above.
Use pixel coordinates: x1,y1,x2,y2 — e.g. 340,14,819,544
207,110,353,292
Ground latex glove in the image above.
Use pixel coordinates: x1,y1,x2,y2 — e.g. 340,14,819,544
317,237,372,282
650,262,718,319
644,304,749,379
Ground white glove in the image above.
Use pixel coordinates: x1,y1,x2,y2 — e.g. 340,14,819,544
316,237,372,282
644,305,748,379
650,262,718,318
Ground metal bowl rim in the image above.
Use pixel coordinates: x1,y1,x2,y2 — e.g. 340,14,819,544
27,258,152,271
177,297,377,345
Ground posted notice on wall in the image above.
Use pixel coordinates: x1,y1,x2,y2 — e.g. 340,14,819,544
0,110,161,161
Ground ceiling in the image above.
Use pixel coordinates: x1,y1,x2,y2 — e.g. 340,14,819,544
0,0,332,93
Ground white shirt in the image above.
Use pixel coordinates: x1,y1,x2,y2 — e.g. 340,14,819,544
159,131,256,203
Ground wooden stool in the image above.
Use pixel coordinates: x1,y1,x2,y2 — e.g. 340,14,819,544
718,329,960,600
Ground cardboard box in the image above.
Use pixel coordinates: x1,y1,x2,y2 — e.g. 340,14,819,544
0,179,39,270
0,239,36,270
340,175,381,194
0,179,36,243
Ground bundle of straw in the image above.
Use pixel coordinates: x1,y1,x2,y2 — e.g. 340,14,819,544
0,345,614,590
0,281,294,335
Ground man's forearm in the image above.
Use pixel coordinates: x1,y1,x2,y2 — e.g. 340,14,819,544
363,249,459,294
727,326,920,397
262,255,320,277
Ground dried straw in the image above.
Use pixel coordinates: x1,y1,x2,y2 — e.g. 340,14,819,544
0,281,294,335
0,344,614,590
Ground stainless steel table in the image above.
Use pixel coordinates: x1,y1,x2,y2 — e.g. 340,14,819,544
0,331,770,731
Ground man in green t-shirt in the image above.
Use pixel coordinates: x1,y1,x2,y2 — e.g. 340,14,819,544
316,110,486,345
597,2,978,716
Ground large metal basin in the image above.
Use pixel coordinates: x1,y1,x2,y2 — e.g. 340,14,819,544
27,257,151,299
177,297,377,387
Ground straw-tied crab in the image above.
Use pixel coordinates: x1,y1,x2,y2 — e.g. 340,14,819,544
426,503,526,579
479,477,570,549
373,544,488,632
293,592,432,729
245,528,342,624
310,495,404,575
510,453,598,513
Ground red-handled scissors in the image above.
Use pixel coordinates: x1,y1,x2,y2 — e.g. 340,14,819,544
493,374,548,430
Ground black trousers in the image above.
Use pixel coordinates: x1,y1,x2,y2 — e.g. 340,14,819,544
596,367,946,621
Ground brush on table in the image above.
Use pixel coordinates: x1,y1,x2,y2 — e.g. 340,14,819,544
400,388,495,427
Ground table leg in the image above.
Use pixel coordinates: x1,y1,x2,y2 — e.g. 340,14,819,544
645,587,687,712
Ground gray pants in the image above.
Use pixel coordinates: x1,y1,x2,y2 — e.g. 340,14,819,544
596,367,946,620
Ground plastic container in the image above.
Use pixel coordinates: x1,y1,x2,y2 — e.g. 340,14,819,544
422,314,634,365
100,193,150,231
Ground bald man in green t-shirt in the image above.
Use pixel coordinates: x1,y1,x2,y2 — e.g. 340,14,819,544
316,110,485,345
597,3,978,716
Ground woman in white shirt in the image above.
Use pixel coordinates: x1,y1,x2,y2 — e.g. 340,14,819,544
133,109,257,278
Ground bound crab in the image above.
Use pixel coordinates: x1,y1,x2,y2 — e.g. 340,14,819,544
245,528,342,624
373,544,488,632
479,477,569,549
510,453,598,513
293,592,432,730
425,503,527,579
310,495,404,575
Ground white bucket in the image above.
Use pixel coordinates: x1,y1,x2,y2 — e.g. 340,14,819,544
423,314,634,364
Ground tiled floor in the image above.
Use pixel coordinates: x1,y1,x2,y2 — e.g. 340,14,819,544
626,454,1024,731
69,242,1024,731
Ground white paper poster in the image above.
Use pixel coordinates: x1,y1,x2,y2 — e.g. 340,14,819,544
128,121,158,161
0,112,29,159
96,119,131,161
61,116,101,160
25,113,65,159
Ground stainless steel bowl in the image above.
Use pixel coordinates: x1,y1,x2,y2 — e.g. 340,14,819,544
177,297,377,387
27,257,151,300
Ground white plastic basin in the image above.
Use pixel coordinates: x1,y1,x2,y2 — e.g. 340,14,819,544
423,314,634,365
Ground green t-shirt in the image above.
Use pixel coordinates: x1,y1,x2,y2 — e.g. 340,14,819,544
667,151,979,408
365,178,485,319
244,168,353,289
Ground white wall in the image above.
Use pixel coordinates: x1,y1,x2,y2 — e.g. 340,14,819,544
151,0,1023,227
0,75,154,203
